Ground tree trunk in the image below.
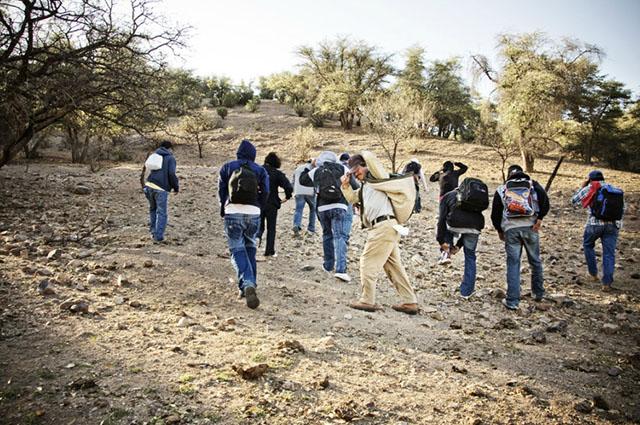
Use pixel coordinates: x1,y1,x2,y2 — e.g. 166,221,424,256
521,149,535,173
197,136,203,159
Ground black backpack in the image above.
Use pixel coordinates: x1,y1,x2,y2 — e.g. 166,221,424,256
456,177,489,212
315,162,344,203
229,162,258,204
591,184,624,221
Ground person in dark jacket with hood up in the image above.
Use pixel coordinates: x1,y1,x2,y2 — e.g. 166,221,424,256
437,186,484,299
259,152,293,257
491,164,550,310
218,139,270,309
429,160,468,200
143,140,179,242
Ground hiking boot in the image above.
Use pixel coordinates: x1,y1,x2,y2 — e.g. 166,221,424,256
334,273,351,282
460,291,475,301
244,287,260,309
450,246,460,256
293,226,301,237
601,284,613,292
392,303,419,315
501,298,519,310
349,302,382,312
587,273,599,282
533,293,545,302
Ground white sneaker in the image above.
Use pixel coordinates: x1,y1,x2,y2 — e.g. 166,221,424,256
438,251,451,265
334,273,351,282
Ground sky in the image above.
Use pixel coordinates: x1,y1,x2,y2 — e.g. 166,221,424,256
157,0,640,97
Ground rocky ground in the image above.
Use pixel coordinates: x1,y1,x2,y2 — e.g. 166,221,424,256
1,101,639,425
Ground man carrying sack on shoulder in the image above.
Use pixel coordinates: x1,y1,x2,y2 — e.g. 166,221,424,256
341,151,419,315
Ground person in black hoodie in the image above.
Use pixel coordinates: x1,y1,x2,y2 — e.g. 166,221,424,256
429,161,468,200
437,186,484,299
143,141,179,242
491,165,550,310
259,152,293,257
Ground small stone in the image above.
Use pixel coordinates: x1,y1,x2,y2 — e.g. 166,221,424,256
531,330,547,344
574,400,593,414
602,323,620,335
344,313,353,320
70,301,89,314
114,296,125,305
117,323,128,330
430,311,445,321
491,288,506,299
38,280,56,296
630,272,640,279
607,367,622,377
117,275,130,287
86,274,98,285
449,321,462,330
177,317,192,328
494,318,519,330
546,320,568,333
59,298,75,310
47,249,61,260
143,260,153,268
300,265,315,272
318,376,330,389
129,300,141,308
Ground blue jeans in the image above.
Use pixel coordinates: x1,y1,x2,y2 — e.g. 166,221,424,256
583,223,619,285
223,214,260,292
143,187,168,241
458,233,479,297
504,227,544,308
293,195,316,232
344,204,354,245
318,208,348,273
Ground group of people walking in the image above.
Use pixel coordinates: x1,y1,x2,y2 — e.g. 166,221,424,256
142,139,625,313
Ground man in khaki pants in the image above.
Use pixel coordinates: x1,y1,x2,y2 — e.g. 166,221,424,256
341,151,419,315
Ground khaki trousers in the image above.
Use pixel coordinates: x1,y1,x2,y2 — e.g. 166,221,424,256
359,220,417,305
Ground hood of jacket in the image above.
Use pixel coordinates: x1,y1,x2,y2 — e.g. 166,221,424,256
236,139,257,162
155,147,173,157
508,171,532,181
316,151,338,167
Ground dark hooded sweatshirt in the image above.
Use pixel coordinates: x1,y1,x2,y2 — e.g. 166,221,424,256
429,162,468,197
146,147,179,192
218,140,270,210
264,164,293,208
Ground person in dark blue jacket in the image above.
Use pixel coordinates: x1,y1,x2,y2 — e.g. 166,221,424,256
218,139,270,309
143,141,179,242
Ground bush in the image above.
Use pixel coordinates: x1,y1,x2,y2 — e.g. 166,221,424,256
221,92,240,108
216,107,228,119
245,97,260,113
308,112,325,128
291,126,318,162
293,101,306,117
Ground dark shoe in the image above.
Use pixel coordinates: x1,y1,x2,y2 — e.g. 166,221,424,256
501,299,519,310
349,302,382,312
533,294,544,302
245,287,260,309
392,303,419,315
601,285,613,292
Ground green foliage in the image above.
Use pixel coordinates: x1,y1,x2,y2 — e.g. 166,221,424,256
221,92,240,108
297,37,394,130
291,126,318,162
164,69,207,115
396,46,428,104
216,107,228,119
245,97,261,112
179,111,219,158
258,76,275,99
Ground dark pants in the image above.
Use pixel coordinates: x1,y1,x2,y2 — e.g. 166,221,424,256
259,204,279,256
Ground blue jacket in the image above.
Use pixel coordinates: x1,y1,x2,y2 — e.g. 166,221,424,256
147,147,179,192
218,139,270,209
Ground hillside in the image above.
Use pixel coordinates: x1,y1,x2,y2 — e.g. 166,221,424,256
1,101,639,425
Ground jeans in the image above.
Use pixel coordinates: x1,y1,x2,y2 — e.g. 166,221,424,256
583,223,619,285
414,182,421,213
293,195,316,233
223,213,260,292
143,187,168,241
504,227,544,308
344,204,354,245
259,204,278,256
458,233,479,296
318,208,348,273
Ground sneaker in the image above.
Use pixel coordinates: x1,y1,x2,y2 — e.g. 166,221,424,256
322,266,333,274
601,285,612,292
533,293,544,302
237,289,245,300
293,226,301,237
244,286,260,309
438,251,451,265
501,298,518,310
460,291,475,300
587,273,599,282
334,273,351,282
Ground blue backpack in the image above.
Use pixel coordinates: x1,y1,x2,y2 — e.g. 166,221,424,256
591,185,624,221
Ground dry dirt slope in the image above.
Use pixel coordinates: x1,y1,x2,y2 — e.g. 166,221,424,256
0,101,639,424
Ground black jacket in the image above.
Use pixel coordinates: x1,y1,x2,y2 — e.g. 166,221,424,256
300,162,348,209
430,162,468,197
437,190,484,244
490,171,550,232
264,164,293,209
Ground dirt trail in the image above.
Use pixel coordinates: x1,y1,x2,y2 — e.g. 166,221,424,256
1,101,639,424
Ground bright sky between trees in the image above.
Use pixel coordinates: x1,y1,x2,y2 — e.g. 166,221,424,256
158,0,640,97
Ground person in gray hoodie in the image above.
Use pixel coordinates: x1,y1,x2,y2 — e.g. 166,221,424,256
300,151,351,282
291,160,316,236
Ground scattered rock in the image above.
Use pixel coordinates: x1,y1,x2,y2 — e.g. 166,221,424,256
317,376,330,389
70,301,89,314
70,185,92,195
630,272,640,279
574,400,593,414
47,249,61,260
86,274,98,285
68,378,98,390
494,318,519,330
531,330,547,344
129,300,141,308
177,317,193,328
37,280,56,296
491,288,506,299
143,260,154,268
277,340,305,353
452,365,468,374
300,265,315,272
59,298,76,311
430,311,445,321
607,367,622,377
117,275,131,287
233,363,269,380
114,296,125,305
602,323,620,335
449,321,462,330
546,320,568,333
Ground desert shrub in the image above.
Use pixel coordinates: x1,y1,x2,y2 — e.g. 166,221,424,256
221,92,240,108
293,101,306,117
245,97,260,113
308,112,325,128
216,107,228,119
291,126,318,162
111,145,133,162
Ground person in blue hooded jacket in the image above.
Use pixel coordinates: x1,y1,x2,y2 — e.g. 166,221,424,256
143,140,179,242
218,139,270,309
